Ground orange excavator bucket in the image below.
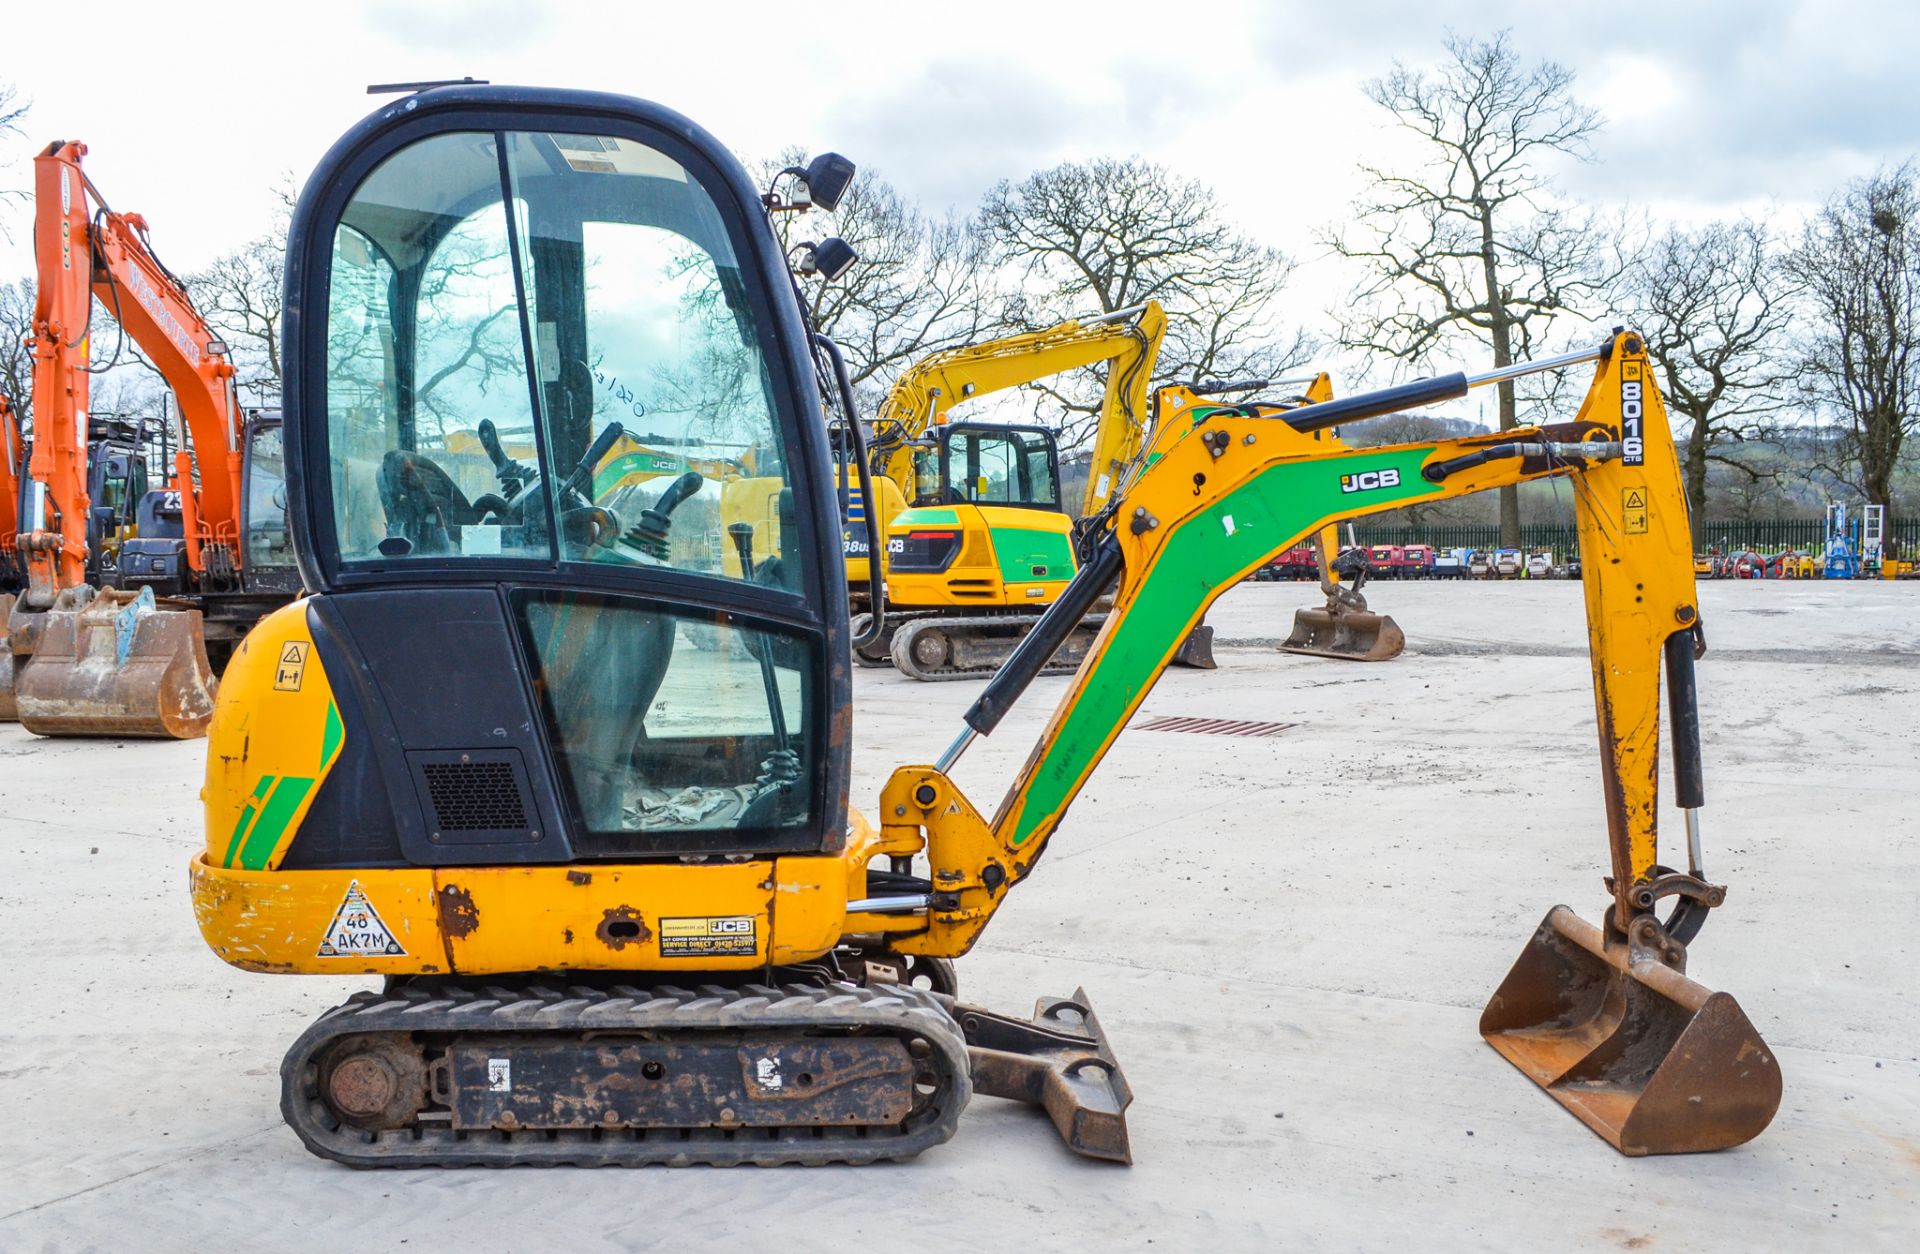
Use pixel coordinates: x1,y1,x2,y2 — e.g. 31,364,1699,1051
13,585,216,738
1481,906,1781,1156
1,589,49,722
0,593,18,720
1279,582,1404,662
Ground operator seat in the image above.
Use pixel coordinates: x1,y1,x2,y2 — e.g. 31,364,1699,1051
377,450,478,555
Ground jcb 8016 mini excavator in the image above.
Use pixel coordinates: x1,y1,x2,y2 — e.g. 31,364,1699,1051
191,85,1778,1167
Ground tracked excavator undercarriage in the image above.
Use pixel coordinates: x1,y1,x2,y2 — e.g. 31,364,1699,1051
193,85,1778,1172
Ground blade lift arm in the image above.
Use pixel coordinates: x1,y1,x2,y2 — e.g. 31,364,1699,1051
844,331,1716,956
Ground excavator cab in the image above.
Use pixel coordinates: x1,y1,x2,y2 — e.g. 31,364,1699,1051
270,91,834,846
881,422,1081,676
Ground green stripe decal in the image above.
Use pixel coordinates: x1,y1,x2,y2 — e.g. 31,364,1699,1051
990,525,1075,583
222,776,276,868
892,507,959,526
1008,448,1438,847
321,700,344,767
236,776,314,871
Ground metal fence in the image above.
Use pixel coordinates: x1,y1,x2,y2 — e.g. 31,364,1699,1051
1345,518,1920,557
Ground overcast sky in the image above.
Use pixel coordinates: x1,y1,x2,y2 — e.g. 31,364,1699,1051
4,0,1915,394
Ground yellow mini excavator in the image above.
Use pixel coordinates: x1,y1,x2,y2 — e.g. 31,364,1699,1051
191,85,1778,1167
844,304,1169,678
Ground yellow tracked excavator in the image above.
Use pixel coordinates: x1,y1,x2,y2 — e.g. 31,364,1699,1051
845,303,1183,679
190,85,1778,1167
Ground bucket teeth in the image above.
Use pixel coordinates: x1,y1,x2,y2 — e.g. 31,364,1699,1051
1481,906,1781,1156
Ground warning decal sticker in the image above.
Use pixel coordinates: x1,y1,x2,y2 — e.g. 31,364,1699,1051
274,642,309,692
659,916,757,959
1622,486,1649,535
317,880,407,957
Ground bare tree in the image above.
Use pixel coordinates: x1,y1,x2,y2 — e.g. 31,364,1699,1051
0,84,29,234
981,156,1309,446
1617,218,1797,529
763,153,994,405
1327,30,1615,544
1786,163,1920,516
0,277,33,422
190,178,297,401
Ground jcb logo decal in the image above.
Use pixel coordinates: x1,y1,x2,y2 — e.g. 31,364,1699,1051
1340,467,1401,494
1622,362,1645,466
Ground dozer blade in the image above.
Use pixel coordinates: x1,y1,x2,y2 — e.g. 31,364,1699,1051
1278,605,1405,662
1481,905,1781,1156
15,586,217,739
953,987,1134,1163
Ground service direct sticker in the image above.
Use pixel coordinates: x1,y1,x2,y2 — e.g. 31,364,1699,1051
659,915,757,958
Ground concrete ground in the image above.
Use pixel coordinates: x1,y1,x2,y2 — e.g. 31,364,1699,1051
1,579,1914,1252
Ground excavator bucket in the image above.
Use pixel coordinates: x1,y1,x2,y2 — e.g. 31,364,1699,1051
0,593,19,720
14,585,217,739
1170,621,1217,669
1279,600,1405,662
1480,906,1781,1156
2,590,53,722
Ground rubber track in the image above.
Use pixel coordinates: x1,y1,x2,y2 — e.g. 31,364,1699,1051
889,614,1105,683
282,981,973,1168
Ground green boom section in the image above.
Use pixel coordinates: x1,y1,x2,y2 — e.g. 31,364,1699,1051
1006,447,1440,848
592,451,688,498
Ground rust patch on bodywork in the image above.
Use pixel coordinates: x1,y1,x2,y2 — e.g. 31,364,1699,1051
437,885,480,939
596,905,651,949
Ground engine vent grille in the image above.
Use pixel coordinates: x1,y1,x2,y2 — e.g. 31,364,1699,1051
421,761,527,831
407,749,538,844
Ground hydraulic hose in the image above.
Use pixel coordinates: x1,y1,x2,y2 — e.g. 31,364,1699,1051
961,536,1124,737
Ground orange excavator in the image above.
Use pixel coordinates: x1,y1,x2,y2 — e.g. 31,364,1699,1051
3,140,298,738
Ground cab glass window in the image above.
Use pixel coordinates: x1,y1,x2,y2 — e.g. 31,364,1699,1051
515,591,813,846
323,128,795,587
944,428,1058,509
245,424,295,569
